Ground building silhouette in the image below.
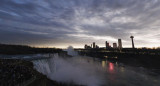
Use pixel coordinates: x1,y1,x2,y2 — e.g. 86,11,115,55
93,42,96,48
84,44,87,49
96,45,99,48
118,39,122,50
113,43,117,49
105,41,110,49
130,36,135,48
84,44,91,49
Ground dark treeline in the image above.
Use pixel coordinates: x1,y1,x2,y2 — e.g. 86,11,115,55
0,44,62,55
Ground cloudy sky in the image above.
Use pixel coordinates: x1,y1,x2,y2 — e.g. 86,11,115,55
0,0,160,48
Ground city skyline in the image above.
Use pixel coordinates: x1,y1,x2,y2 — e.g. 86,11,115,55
84,37,137,49
0,0,160,48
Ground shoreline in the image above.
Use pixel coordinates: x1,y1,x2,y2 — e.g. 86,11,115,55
0,58,83,86
77,50,160,74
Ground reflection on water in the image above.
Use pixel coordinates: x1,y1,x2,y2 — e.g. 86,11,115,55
101,61,106,68
100,58,160,86
102,60,125,73
120,66,125,72
109,62,114,72
33,55,160,86
101,59,160,86
102,60,115,73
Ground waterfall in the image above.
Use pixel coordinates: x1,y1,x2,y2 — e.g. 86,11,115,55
32,52,160,86
33,46,160,86
32,52,105,86
33,54,58,77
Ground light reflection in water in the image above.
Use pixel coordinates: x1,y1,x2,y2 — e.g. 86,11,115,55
109,62,114,72
102,60,106,68
115,62,118,66
120,67,125,72
101,60,115,72
34,56,160,86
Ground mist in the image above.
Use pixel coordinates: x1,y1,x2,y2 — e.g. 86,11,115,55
32,47,160,86
33,54,106,86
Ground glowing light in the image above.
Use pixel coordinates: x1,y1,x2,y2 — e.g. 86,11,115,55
109,62,114,71
104,56,108,58
102,61,106,68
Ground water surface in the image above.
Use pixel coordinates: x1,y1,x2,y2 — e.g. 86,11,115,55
33,55,160,86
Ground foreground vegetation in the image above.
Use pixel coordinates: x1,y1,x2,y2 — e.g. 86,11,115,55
0,59,84,86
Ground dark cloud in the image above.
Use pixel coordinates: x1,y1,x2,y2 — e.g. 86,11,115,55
0,0,160,48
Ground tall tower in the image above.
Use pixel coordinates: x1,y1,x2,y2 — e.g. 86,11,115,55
118,39,122,50
130,36,135,48
93,42,96,48
105,41,109,49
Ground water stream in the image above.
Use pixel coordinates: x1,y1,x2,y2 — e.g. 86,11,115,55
32,47,160,86
1,46,159,86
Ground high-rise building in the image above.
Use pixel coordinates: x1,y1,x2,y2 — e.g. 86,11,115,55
105,41,109,48
113,43,117,49
130,36,135,48
84,44,91,49
84,44,88,49
118,39,122,50
93,42,96,48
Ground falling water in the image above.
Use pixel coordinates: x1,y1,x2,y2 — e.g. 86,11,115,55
32,46,160,86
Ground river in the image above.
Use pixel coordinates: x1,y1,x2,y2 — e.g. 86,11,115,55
32,54,160,86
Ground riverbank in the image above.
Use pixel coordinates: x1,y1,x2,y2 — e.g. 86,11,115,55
77,49,160,74
0,59,83,86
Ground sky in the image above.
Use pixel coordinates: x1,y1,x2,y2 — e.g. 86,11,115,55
0,0,160,48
